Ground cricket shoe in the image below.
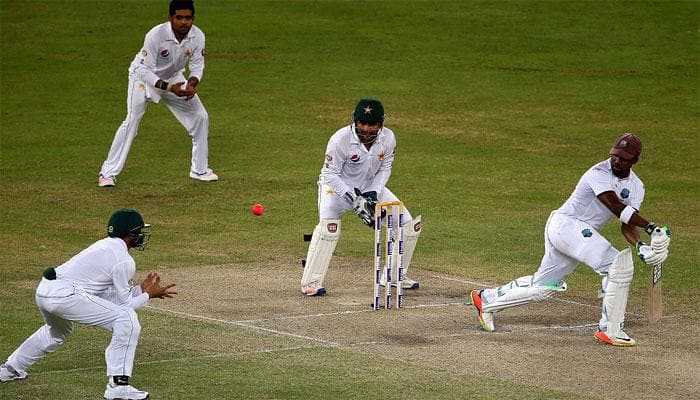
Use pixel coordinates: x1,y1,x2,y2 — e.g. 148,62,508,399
470,290,495,332
594,328,637,347
0,364,28,382
98,175,116,187
301,283,326,296
379,275,420,289
104,383,150,399
189,168,218,182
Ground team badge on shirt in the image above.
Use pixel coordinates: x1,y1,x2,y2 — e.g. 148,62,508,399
160,49,170,58
185,49,192,57
620,188,630,199
378,151,385,161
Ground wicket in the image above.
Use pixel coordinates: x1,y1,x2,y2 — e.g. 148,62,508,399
372,201,405,310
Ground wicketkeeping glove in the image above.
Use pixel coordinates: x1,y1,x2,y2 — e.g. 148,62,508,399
349,188,375,227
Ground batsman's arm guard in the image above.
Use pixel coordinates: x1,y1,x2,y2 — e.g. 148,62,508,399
482,275,567,313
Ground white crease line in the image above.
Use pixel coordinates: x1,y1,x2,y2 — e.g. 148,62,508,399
511,322,599,332
32,345,319,376
432,275,645,318
147,306,342,347
432,275,490,287
235,309,369,323
232,302,464,324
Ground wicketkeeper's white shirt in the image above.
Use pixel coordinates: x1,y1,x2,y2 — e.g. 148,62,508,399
320,124,396,197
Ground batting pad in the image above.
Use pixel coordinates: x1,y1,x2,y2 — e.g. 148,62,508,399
602,248,634,338
301,219,341,288
482,275,567,313
390,215,422,280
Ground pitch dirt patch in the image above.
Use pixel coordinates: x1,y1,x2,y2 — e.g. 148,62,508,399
147,260,699,400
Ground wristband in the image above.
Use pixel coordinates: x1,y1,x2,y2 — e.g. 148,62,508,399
644,223,657,236
619,205,636,224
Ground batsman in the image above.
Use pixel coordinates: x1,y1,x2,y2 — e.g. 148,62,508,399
300,98,422,296
470,133,671,346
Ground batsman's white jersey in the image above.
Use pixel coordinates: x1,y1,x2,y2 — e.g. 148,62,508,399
317,125,412,220
99,22,211,178
482,158,645,329
557,159,644,231
535,158,644,285
5,238,148,377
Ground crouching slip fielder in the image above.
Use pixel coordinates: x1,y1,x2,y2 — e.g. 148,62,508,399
301,98,422,296
0,209,176,400
98,0,218,187
470,133,671,346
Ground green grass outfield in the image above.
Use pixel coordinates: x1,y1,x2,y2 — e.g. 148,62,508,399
1,1,698,399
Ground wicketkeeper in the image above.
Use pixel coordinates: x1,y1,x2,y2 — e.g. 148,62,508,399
0,209,176,399
300,98,422,296
470,133,671,346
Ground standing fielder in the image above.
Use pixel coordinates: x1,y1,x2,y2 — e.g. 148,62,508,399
98,0,218,187
470,133,671,346
0,209,176,400
301,98,422,296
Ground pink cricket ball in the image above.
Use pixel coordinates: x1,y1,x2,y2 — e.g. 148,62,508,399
251,204,265,216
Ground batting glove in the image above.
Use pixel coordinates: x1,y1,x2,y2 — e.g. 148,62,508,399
636,241,668,265
650,225,671,253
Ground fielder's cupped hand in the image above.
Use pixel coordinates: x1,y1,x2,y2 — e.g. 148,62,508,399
170,82,196,100
141,272,177,299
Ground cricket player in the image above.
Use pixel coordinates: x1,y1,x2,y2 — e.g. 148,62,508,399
301,98,423,296
98,0,218,187
0,209,176,400
470,133,671,346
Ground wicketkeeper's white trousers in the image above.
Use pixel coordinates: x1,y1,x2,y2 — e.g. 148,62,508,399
7,278,141,377
317,184,413,221
99,76,210,178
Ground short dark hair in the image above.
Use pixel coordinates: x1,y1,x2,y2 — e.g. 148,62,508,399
170,0,195,16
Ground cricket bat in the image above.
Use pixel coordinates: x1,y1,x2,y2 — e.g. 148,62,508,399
648,261,662,323
648,226,668,323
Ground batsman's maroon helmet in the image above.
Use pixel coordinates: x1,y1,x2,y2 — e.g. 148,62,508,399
610,133,642,163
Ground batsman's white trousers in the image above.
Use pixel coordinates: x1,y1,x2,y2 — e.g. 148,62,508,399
317,183,413,221
7,278,141,377
99,75,210,178
534,212,619,285
483,212,619,328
